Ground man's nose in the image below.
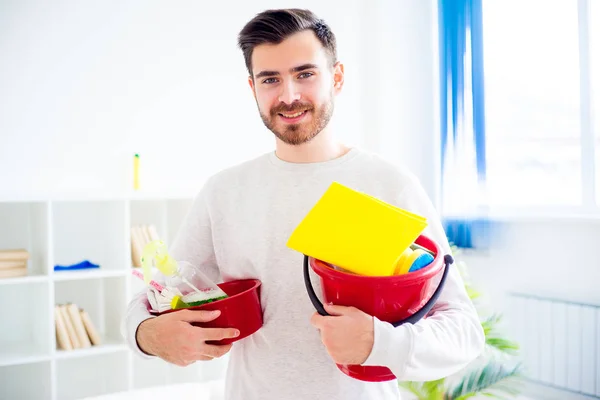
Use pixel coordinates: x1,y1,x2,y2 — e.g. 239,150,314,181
278,80,301,104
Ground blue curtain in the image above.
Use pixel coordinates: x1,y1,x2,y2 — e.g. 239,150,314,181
438,0,489,249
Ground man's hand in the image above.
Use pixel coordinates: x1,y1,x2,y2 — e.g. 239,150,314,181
310,303,374,365
136,309,240,367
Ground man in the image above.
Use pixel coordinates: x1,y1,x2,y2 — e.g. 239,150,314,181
125,8,484,400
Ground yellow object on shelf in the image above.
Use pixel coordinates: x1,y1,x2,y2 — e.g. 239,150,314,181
133,153,140,190
286,181,428,276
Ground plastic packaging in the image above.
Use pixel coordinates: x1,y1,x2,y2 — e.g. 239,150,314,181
140,240,227,310
165,261,228,306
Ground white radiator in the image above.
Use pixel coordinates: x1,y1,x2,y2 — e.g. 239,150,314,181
507,293,600,398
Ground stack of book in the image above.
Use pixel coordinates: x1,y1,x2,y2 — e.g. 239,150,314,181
54,303,101,351
0,249,29,279
131,224,161,267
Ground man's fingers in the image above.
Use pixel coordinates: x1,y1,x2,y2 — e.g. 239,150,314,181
195,327,240,341
175,359,196,367
200,343,233,359
311,304,358,329
310,312,325,329
323,303,351,316
177,309,221,323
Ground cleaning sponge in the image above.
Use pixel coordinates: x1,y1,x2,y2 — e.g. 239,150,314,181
393,248,434,275
408,250,434,272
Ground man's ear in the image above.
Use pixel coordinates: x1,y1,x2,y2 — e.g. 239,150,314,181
333,61,344,93
248,76,257,100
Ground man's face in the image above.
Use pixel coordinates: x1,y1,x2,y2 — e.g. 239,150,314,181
249,30,344,145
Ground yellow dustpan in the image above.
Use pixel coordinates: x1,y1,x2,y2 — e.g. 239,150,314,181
287,182,428,276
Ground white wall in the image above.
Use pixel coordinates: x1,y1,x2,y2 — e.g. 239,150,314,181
4,0,596,324
0,0,439,200
463,218,600,311
360,0,440,200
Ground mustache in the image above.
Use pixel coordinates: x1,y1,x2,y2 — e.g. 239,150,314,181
270,102,313,116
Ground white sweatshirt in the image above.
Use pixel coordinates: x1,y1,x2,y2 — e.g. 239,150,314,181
124,147,485,400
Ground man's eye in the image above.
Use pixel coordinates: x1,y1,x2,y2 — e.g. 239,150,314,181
298,72,314,79
262,78,278,84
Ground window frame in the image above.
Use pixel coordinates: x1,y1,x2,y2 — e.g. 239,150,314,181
480,0,598,220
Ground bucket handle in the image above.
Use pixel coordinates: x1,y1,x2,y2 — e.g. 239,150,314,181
303,254,454,327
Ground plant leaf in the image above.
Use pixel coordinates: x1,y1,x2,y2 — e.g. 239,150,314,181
399,379,446,400
485,337,519,355
481,314,520,355
398,381,427,399
444,361,524,400
466,285,482,301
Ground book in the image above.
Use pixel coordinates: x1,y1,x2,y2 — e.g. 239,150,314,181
140,225,152,246
59,304,81,349
0,260,27,269
147,224,161,241
55,303,103,350
80,309,102,346
0,267,27,279
131,226,145,267
131,224,161,267
0,249,29,262
54,305,73,351
65,303,91,348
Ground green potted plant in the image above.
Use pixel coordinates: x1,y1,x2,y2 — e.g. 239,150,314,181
399,246,524,400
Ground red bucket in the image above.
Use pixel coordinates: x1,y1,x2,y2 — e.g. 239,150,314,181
304,234,453,382
153,279,263,345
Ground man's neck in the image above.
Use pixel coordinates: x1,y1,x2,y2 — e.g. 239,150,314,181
274,131,350,164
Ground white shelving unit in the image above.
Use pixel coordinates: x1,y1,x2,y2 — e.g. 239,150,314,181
0,194,229,400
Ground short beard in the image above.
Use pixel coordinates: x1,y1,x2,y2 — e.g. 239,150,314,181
259,96,334,146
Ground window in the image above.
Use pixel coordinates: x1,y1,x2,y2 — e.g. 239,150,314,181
592,1,600,202
482,0,585,208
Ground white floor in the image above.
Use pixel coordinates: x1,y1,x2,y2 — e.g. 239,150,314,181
82,379,598,400
82,380,226,400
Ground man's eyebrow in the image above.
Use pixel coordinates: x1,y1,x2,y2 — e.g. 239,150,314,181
255,70,279,79
290,63,318,73
255,64,319,79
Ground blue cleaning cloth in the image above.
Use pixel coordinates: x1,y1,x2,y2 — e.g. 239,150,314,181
54,260,100,271
408,253,434,272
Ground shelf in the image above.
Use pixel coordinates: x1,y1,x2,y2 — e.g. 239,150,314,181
55,277,127,348
55,340,128,360
129,198,193,267
169,355,229,384
130,199,193,239
128,191,195,201
131,356,228,390
0,196,207,399
56,352,129,400
0,201,50,276
0,361,52,400
0,274,49,286
0,343,50,367
52,200,127,272
0,282,51,363
0,192,195,203
53,269,127,281
130,200,168,240
132,357,170,389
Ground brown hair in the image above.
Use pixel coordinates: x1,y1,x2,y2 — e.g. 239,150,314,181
238,9,337,77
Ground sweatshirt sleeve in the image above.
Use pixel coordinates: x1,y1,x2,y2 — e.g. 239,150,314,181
123,182,221,358
361,175,485,381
